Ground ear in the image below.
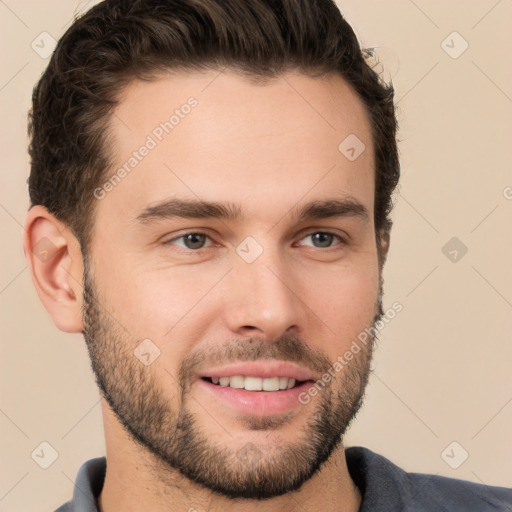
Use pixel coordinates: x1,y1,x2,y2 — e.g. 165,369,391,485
23,205,85,333
377,228,391,268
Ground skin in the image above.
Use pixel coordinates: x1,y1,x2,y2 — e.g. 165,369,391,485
24,69,389,511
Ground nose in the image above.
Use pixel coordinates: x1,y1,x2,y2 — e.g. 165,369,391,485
220,248,305,341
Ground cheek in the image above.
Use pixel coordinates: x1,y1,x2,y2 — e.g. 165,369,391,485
98,264,226,342
299,259,380,347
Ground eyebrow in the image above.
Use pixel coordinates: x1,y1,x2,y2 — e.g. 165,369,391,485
134,197,369,225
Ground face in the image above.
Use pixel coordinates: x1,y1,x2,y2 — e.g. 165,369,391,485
83,69,383,499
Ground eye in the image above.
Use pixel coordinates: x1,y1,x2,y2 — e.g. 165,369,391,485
164,231,345,251
299,232,345,249
165,232,212,250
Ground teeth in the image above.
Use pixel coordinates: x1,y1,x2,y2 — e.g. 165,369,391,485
209,375,299,391
243,376,262,391
229,375,245,388
262,377,280,391
219,377,230,387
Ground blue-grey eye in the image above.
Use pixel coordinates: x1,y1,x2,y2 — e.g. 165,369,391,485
306,232,338,248
167,232,210,250
181,233,207,249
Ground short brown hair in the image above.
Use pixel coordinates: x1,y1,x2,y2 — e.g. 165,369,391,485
28,0,399,254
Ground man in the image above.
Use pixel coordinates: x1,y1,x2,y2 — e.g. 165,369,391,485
24,0,511,510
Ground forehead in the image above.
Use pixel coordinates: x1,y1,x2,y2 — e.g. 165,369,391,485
97,69,375,227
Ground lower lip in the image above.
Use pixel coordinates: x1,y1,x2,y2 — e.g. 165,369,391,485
197,379,313,416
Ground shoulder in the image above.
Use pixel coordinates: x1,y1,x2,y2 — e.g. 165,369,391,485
345,446,512,511
53,456,106,512
407,470,512,510
54,503,72,512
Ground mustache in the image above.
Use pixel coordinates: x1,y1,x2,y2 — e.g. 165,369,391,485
178,333,333,385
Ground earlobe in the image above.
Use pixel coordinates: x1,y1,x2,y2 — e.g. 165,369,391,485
23,205,85,333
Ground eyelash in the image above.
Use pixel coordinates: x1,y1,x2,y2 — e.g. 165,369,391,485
164,230,346,251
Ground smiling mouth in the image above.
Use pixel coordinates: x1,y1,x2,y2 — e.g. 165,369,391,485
201,376,307,391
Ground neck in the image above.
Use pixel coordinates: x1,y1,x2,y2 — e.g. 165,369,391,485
98,405,361,512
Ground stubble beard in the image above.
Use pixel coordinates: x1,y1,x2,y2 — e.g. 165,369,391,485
82,262,381,499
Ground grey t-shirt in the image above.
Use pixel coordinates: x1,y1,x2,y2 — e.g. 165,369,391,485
54,446,512,511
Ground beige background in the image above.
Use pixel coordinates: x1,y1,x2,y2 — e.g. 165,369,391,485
1,1,511,510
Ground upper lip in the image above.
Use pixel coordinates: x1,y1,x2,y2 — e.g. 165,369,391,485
198,361,316,382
